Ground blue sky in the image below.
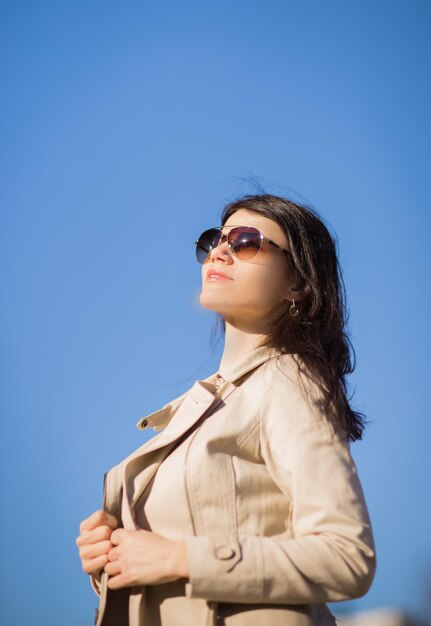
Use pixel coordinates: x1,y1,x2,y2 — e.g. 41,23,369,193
1,2,430,625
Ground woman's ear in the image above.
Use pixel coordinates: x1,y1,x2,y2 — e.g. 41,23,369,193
289,280,308,302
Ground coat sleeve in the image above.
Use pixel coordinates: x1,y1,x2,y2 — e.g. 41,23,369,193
184,358,377,604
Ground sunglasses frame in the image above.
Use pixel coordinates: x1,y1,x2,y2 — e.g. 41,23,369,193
195,225,291,263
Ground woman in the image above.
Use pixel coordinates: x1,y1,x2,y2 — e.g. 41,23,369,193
76,194,377,626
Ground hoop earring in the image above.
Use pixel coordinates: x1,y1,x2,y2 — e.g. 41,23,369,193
289,299,299,317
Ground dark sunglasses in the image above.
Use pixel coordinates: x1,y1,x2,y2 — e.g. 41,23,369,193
195,225,291,264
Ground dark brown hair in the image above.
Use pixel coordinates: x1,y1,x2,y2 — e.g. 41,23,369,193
213,193,367,442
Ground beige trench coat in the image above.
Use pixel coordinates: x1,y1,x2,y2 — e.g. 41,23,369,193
90,346,376,626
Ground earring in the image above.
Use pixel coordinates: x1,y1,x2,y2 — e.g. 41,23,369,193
289,299,299,317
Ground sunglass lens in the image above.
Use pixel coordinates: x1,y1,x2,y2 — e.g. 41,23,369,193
195,228,221,263
229,227,261,260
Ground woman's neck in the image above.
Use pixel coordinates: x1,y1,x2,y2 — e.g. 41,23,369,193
219,322,267,372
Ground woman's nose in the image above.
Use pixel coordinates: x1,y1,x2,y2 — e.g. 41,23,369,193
208,235,234,263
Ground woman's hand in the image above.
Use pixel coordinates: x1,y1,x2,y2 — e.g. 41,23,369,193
104,528,189,589
76,510,119,575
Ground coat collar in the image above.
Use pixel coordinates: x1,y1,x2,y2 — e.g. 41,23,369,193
217,344,282,383
136,344,282,432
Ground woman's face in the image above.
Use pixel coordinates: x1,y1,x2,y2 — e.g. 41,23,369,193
199,209,299,331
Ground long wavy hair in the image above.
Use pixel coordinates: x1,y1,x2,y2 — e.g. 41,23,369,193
212,193,367,442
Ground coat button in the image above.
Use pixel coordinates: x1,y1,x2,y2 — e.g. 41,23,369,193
215,545,235,559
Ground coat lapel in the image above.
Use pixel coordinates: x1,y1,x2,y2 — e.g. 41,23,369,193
134,378,220,456
121,346,283,527
123,380,226,519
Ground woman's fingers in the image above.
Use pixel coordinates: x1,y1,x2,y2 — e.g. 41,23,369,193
110,528,127,545
79,539,113,574
79,510,119,534
77,511,120,576
76,524,114,547
79,539,113,560
104,560,122,576
81,553,110,575
106,546,120,561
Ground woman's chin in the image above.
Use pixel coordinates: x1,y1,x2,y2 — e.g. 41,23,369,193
199,295,229,314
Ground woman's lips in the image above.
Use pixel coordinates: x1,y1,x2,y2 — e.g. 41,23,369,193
206,271,232,280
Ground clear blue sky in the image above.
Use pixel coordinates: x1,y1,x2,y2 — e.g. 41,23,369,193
1,2,430,625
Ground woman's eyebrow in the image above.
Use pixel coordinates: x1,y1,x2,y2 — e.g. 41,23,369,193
220,225,234,234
